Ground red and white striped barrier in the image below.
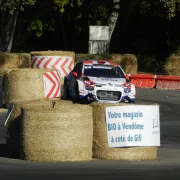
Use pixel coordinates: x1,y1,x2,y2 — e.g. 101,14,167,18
31,56,74,77
43,71,61,99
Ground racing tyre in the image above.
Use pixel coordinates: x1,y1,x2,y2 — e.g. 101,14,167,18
63,78,71,100
122,97,133,103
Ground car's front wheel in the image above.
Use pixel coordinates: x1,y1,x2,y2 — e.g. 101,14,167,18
122,97,134,103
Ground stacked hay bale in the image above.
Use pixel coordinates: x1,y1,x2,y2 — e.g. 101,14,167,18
164,56,180,76
30,51,75,59
0,53,31,76
3,68,57,108
91,103,158,160
6,99,93,161
75,54,138,74
111,54,137,74
0,53,31,108
30,51,76,97
5,99,61,158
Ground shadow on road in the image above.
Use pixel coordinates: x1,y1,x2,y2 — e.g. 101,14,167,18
0,143,20,159
0,143,8,158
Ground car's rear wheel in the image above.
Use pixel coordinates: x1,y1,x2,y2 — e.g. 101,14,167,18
63,78,71,100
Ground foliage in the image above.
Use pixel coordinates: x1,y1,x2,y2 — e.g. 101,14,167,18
0,0,36,14
140,0,180,20
25,0,84,37
160,0,180,20
54,0,83,12
88,0,111,26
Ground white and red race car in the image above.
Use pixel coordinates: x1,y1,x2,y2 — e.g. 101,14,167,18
63,59,136,103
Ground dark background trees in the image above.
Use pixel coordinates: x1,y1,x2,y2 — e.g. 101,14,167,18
1,0,180,72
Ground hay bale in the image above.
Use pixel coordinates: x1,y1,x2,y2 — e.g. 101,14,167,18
0,108,7,113
116,54,138,74
0,53,31,76
75,54,112,62
30,51,75,78
30,51,75,64
5,99,60,158
91,103,158,160
75,54,138,74
20,100,93,162
164,56,180,75
30,51,75,58
60,77,64,97
3,68,56,109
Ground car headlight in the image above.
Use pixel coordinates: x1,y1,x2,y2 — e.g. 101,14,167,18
85,86,94,91
124,88,131,93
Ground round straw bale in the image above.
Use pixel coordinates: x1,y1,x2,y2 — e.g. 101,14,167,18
91,103,158,160
0,53,31,76
3,68,56,109
20,101,93,162
75,54,111,62
164,56,180,75
0,108,7,113
30,51,75,78
5,99,61,158
111,54,138,74
30,50,75,59
60,77,64,97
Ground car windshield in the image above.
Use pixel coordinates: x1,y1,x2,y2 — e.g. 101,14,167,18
84,64,125,78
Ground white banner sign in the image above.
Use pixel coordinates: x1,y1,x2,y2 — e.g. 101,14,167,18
105,105,160,147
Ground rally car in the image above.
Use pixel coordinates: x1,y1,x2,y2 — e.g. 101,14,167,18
63,59,136,103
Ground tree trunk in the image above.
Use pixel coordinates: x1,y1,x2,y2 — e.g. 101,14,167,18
0,11,19,52
0,0,22,52
108,0,120,42
60,15,68,50
5,11,19,52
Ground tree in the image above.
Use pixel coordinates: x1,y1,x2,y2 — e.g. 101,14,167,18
160,0,180,20
108,0,120,43
0,0,36,52
140,0,180,20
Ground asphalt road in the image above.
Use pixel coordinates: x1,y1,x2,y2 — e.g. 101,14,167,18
0,88,180,180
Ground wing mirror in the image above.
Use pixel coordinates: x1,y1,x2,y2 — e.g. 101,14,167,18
125,74,130,82
72,72,78,77
126,78,130,83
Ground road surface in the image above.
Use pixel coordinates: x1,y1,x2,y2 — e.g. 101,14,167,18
0,88,180,180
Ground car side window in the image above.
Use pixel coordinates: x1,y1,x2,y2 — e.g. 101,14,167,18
73,62,83,77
